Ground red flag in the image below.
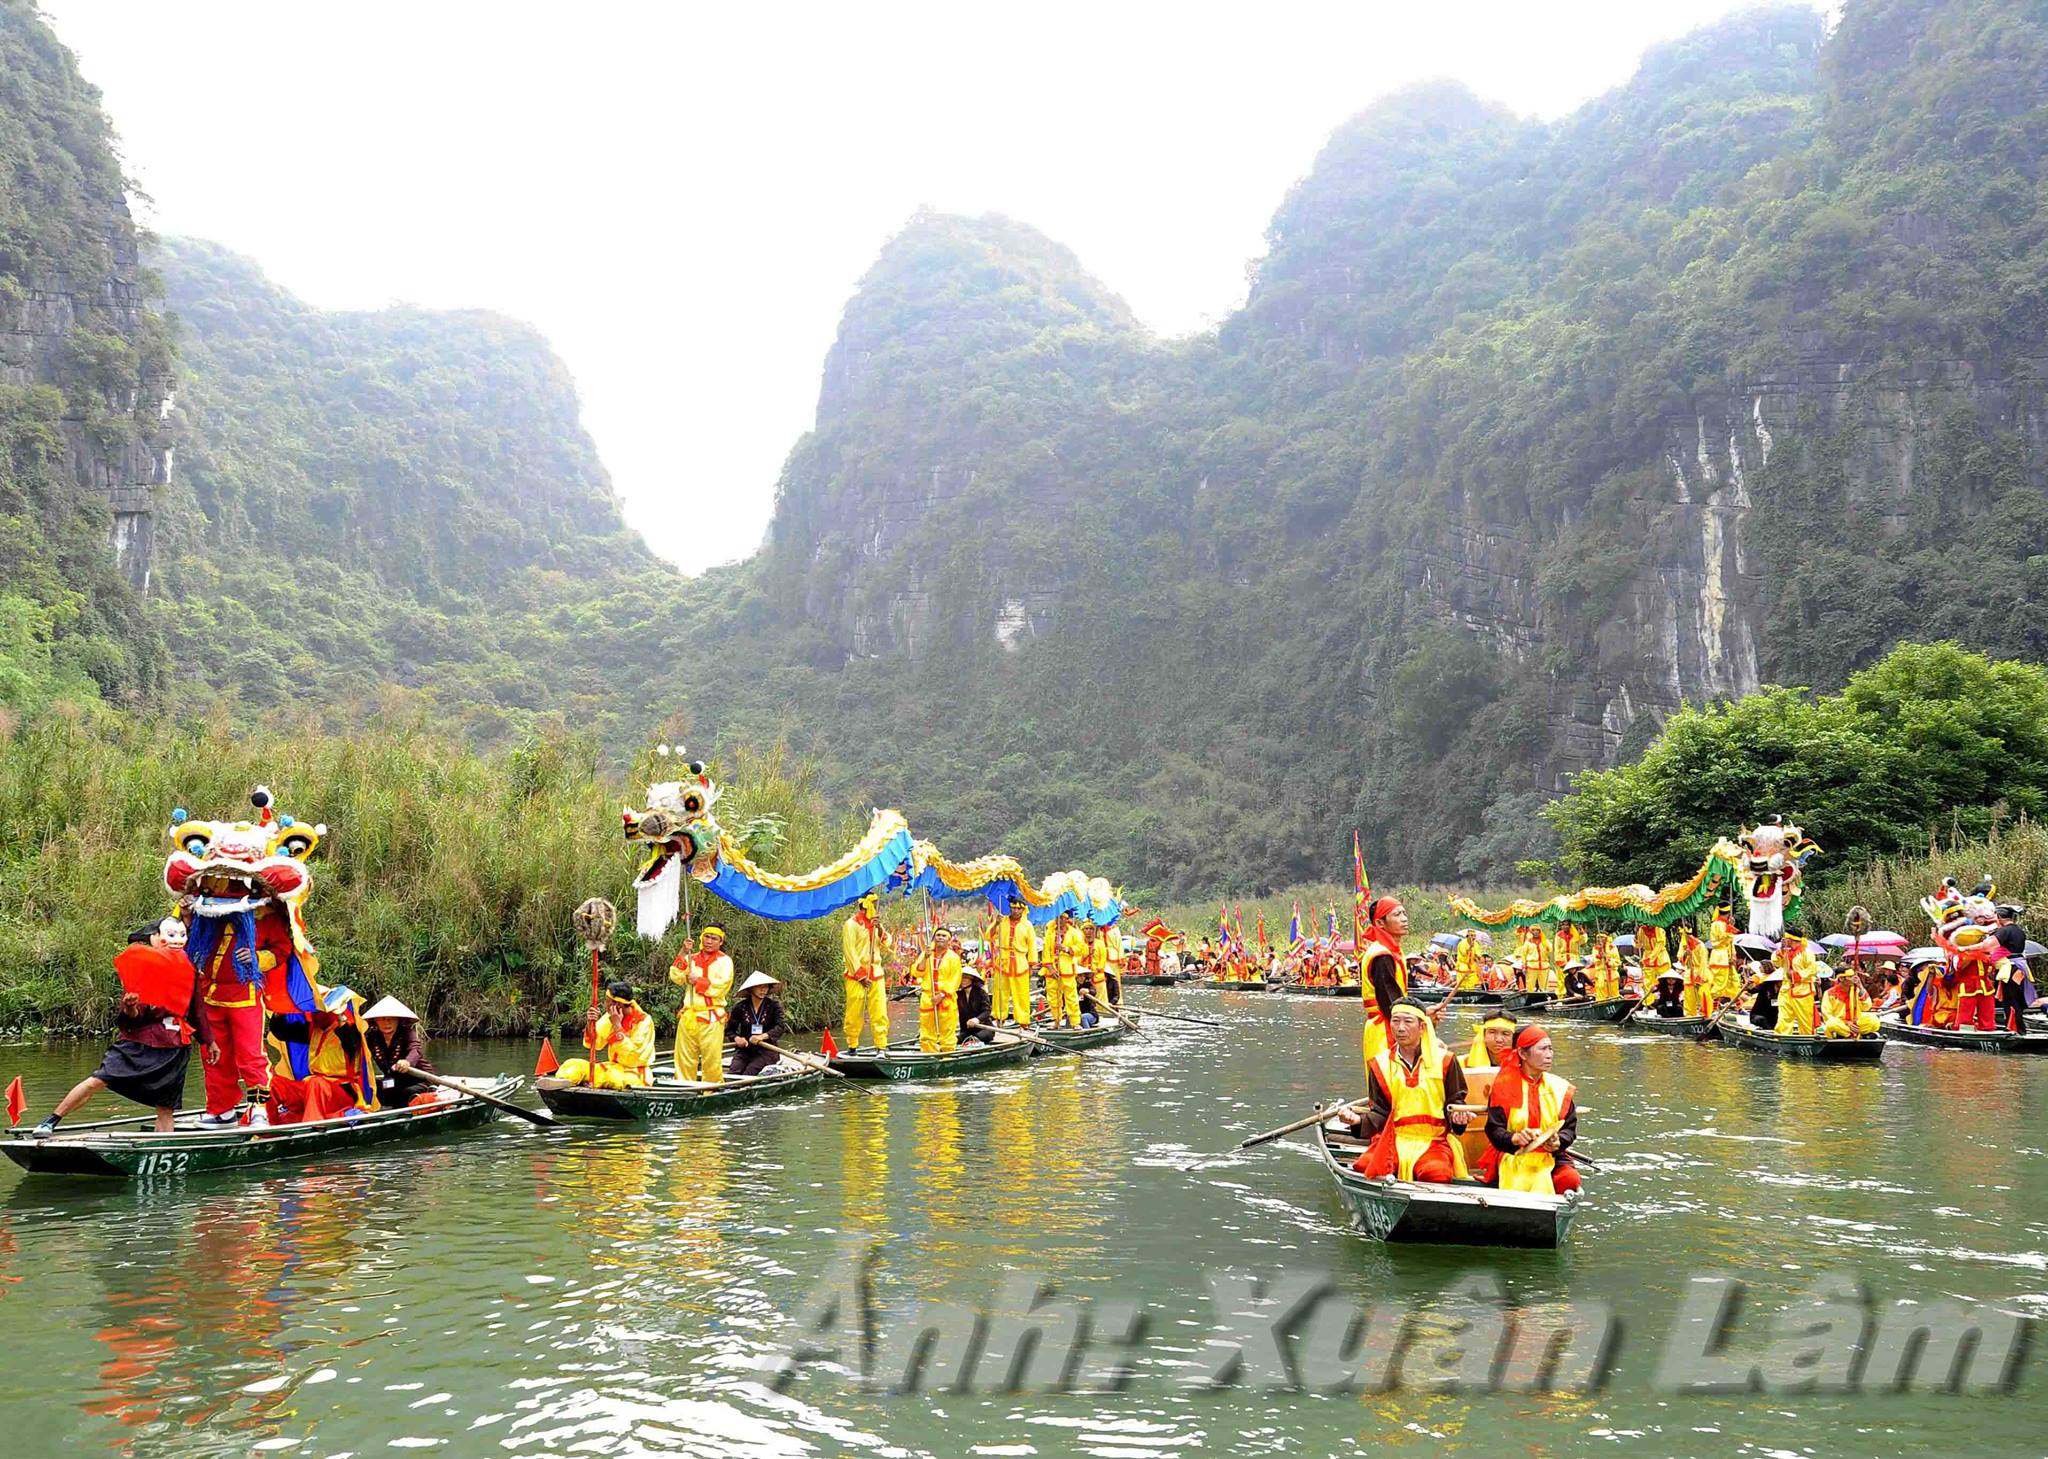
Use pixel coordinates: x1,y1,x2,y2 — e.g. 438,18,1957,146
5,1076,22,1128
1353,830,1371,944
820,1028,840,1058
534,1038,559,1078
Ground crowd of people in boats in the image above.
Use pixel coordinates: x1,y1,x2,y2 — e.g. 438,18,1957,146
27,917,439,1139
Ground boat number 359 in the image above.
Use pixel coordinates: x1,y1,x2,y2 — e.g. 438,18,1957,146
133,1151,192,1176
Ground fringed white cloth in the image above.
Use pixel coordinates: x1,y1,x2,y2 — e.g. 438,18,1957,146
636,855,681,939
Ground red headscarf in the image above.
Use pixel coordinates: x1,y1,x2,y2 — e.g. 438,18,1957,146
1363,896,1404,961
1489,1023,1551,1128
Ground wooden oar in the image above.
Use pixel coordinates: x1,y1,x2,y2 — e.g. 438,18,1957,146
392,1062,555,1127
1007,1025,1088,1058
1119,1004,1226,1029
759,1041,849,1079
1236,1097,1366,1151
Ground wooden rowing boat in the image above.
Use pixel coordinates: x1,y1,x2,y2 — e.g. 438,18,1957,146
1535,996,1640,1023
1407,983,1454,1004
1876,1012,2048,1055
1446,988,1549,1011
1714,1012,1886,1060
1121,973,1180,987
1027,1020,1133,1054
1276,983,1362,998
1315,1122,1579,1248
1628,1009,1714,1036
1205,979,1273,992
535,1064,825,1119
0,1075,523,1180
829,1033,1032,1080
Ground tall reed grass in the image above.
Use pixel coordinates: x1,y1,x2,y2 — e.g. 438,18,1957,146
0,702,856,1035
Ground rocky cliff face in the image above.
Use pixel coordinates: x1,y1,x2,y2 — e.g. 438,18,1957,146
0,216,173,590
718,0,2048,890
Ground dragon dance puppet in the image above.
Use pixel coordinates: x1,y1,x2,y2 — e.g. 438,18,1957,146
1735,816,1820,940
622,744,1121,934
164,787,365,1123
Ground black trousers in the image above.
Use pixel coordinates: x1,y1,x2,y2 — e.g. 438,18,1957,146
729,1044,779,1077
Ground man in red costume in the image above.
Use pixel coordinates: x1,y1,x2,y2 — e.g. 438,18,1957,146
1342,998,1470,1182
193,905,295,1126
1358,895,1421,1066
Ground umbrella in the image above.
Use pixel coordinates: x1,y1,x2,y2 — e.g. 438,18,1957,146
1821,932,1906,951
1734,933,1779,955
2026,941,2046,959
1430,933,1461,950
1614,933,1636,951
1901,946,1945,967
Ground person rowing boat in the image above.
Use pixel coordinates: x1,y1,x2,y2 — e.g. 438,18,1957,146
1337,998,1470,1181
556,983,656,1088
364,995,436,1106
728,970,788,1076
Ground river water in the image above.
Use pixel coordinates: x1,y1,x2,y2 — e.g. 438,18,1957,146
1,989,2042,1457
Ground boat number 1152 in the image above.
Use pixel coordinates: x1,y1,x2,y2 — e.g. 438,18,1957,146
133,1151,192,1176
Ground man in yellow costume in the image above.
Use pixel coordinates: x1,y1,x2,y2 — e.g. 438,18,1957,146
1554,923,1585,983
991,901,1035,1027
1636,925,1673,995
1463,1012,1517,1071
1586,933,1623,1001
557,983,657,1089
670,925,734,1082
1678,925,1710,1016
1454,930,1485,990
983,902,1010,1024
1083,922,1120,1014
1519,926,1555,994
841,893,891,1052
1707,911,1741,1015
1040,909,1085,1028
1774,932,1822,1035
917,925,963,1053
1341,999,1470,1182
1820,962,1880,1038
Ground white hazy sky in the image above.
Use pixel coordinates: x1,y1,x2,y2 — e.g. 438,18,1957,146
46,1,1824,572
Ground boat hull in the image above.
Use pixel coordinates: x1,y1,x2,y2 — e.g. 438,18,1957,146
1205,980,1272,992
1446,989,1549,1011
0,1076,521,1180
1629,1011,1713,1036
829,1036,1032,1080
1716,1015,1886,1060
1877,1014,2048,1054
1537,996,1641,1023
1276,984,1362,998
1027,1021,1132,1054
1316,1124,1577,1248
536,1067,824,1119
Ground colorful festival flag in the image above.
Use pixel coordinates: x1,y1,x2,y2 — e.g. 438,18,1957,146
1288,902,1302,946
1353,830,1371,945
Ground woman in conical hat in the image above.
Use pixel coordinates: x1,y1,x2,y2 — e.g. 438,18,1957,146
728,971,787,1077
364,994,435,1106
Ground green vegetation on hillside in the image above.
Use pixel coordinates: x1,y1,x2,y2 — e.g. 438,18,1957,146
0,705,857,1034
1549,641,2048,891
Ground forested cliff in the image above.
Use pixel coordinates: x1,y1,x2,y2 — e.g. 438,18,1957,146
8,0,2048,906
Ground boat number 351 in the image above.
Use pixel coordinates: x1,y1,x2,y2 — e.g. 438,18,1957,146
133,1151,192,1176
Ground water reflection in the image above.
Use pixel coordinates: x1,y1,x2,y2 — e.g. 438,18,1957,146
0,1007,2043,1456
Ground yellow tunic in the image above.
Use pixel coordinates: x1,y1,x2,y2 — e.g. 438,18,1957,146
1637,926,1672,986
1042,922,1085,1027
559,1006,657,1089
1776,937,1820,1035
671,950,734,1082
1368,1048,1469,1182
1495,1069,1574,1194
840,911,891,1050
1679,931,1709,1016
1454,935,1484,990
1587,938,1622,1001
1707,918,1741,1006
992,915,1035,1024
1820,980,1880,1038
917,948,962,1052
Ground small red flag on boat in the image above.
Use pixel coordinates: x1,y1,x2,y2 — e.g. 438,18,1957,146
534,1038,559,1078
5,1076,23,1128
820,1028,839,1058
